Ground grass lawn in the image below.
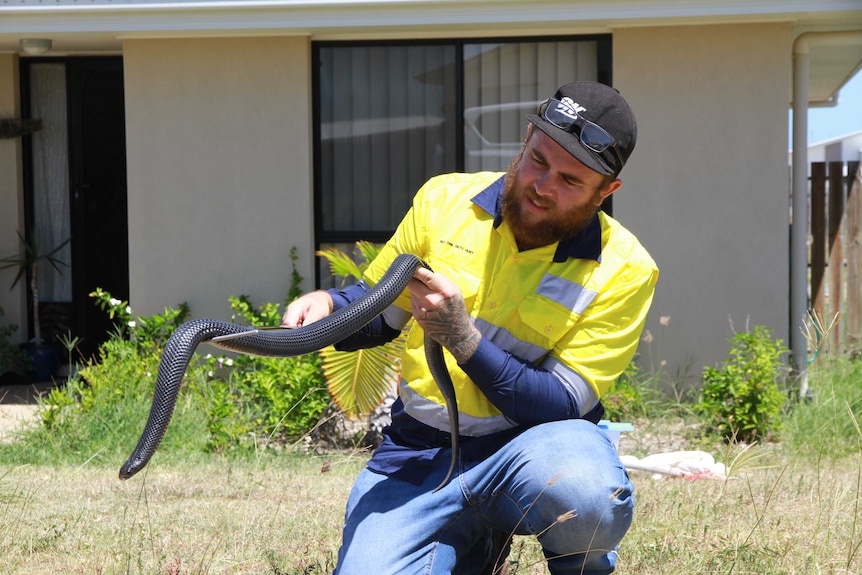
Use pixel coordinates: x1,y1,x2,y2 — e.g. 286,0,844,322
2,416,861,575
0,451,360,575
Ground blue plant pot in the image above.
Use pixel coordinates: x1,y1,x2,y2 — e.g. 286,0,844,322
19,342,62,383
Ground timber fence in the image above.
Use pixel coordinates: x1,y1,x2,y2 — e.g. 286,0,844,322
809,160,861,355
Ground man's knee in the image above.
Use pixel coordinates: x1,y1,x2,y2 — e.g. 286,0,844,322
537,476,634,568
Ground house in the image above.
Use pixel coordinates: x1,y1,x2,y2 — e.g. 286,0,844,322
805,130,862,163
1,1,861,387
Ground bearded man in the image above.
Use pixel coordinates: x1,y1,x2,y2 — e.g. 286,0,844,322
283,81,658,575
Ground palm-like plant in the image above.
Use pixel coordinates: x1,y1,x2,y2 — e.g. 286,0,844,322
0,230,71,347
317,241,406,416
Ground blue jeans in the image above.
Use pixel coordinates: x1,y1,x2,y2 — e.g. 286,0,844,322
333,420,634,575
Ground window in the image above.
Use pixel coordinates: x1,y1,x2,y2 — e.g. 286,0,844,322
313,36,611,285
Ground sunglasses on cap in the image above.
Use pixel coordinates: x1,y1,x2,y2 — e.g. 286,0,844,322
538,97,626,171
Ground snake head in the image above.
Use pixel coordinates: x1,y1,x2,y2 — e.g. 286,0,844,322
118,456,146,480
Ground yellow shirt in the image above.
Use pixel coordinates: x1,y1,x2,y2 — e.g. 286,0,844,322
364,172,658,436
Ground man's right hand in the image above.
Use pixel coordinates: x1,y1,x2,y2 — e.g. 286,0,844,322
281,290,334,328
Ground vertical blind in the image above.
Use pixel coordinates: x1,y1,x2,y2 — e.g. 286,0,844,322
315,37,605,286
462,41,598,172
317,45,458,237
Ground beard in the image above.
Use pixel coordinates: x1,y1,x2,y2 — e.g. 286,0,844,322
500,152,601,251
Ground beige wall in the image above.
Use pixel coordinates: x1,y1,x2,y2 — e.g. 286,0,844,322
614,23,792,385
123,36,314,319
0,53,26,340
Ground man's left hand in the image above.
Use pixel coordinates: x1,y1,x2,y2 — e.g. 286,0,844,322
408,267,481,364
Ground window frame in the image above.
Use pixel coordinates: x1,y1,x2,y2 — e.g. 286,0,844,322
311,34,613,284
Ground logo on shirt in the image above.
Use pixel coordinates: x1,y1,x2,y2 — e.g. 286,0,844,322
439,239,474,254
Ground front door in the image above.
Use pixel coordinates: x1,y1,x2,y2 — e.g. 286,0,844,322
23,57,128,359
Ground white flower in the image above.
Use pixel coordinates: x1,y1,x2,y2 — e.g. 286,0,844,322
225,358,234,366
109,298,121,306
125,305,132,314
128,320,136,328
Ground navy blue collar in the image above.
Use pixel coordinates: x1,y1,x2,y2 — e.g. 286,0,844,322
470,175,603,263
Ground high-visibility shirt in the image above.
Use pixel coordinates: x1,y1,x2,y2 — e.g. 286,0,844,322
357,171,658,440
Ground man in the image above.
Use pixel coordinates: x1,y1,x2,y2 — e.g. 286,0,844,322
283,81,658,575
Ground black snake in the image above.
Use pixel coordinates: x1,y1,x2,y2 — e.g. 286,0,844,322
119,253,459,492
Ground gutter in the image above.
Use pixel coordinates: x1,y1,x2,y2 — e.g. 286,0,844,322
791,30,862,397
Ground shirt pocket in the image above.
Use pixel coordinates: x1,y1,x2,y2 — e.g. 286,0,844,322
517,293,580,349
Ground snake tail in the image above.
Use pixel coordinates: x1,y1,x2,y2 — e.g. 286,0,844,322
425,333,459,492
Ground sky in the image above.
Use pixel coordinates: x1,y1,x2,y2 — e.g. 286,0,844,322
796,67,862,145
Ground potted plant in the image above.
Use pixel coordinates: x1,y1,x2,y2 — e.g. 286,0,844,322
0,230,71,382
0,305,30,385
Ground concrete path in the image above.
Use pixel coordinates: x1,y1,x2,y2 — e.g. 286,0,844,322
0,383,53,441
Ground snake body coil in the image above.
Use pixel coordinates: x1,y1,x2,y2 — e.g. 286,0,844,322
119,253,460,491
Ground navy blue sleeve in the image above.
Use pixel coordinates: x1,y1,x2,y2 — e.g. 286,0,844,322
459,338,599,425
327,284,402,351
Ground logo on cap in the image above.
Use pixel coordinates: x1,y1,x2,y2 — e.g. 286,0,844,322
555,97,587,120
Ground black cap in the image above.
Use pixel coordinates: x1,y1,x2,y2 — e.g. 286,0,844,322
527,81,637,177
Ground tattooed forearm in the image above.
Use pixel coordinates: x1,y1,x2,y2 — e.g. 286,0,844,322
422,295,482,364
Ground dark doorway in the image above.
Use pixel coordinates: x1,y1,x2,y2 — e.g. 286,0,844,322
68,59,129,358
22,58,128,359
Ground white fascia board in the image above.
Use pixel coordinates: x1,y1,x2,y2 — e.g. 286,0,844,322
0,0,857,36
0,0,855,12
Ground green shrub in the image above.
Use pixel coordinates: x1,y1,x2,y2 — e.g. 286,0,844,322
696,325,788,442
191,247,328,452
219,353,327,447
0,248,328,466
192,293,329,452
90,287,191,354
0,310,212,467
